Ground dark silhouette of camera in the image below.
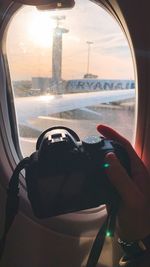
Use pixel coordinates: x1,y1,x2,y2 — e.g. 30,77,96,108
25,126,130,218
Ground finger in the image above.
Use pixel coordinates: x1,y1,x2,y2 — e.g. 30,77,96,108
97,124,145,169
97,124,130,147
98,125,150,196
105,152,143,208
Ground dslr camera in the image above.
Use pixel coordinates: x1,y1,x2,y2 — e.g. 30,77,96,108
25,126,130,218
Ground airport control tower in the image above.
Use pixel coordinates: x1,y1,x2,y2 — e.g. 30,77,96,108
51,16,68,93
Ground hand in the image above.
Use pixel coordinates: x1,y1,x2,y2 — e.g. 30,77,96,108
97,124,150,241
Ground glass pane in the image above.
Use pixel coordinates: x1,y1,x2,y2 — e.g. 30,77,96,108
5,0,135,157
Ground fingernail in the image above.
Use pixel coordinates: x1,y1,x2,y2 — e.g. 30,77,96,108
105,152,117,162
97,124,105,133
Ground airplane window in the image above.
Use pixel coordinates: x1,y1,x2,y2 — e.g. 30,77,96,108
5,0,135,156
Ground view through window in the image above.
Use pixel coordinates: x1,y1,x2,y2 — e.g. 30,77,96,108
5,0,135,156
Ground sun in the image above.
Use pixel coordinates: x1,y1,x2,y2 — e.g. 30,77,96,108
28,9,56,48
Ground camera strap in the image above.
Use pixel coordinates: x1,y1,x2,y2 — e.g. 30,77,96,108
0,157,30,260
86,204,118,267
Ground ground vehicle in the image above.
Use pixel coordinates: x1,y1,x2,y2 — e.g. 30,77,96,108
0,0,150,266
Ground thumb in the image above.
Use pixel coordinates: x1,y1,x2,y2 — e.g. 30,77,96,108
105,152,141,207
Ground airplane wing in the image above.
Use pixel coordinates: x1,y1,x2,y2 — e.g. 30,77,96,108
15,89,135,125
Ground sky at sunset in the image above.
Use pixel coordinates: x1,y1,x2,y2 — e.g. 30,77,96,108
5,0,134,81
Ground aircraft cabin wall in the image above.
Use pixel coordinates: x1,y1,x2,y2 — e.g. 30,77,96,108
0,0,150,267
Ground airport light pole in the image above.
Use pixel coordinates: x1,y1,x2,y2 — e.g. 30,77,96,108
86,41,93,76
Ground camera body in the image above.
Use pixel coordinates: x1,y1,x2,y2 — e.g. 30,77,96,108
25,126,130,218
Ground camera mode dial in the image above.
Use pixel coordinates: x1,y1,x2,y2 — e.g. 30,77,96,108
82,135,103,151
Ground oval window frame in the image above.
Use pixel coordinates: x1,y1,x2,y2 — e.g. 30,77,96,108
0,0,136,237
